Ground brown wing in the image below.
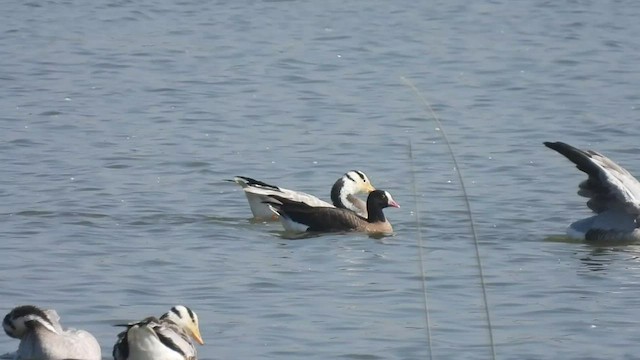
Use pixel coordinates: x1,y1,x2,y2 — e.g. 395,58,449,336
268,195,366,232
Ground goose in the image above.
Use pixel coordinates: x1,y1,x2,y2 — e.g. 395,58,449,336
2,304,101,360
265,189,400,234
112,305,204,360
228,170,376,220
545,141,640,241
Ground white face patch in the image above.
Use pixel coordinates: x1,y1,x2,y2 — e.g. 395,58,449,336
385,191,394,204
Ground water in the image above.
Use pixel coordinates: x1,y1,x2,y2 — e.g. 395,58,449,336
2,0,640,359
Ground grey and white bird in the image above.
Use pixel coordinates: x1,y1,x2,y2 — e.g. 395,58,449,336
229,170,376,220
265,189,400,235
545,141,640,241
112,305,204,360
2,304,101,360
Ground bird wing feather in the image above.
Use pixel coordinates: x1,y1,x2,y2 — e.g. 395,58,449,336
244,187,333,208
545,142,640,215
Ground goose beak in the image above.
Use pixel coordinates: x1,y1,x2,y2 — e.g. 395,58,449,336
365,183,376,193
190,324,205,345
388,199,400,208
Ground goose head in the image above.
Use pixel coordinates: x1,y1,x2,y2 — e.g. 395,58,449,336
368,190,400,211
340,170,376,195
330,170,376,214
3,305,59,339
159,305,204,345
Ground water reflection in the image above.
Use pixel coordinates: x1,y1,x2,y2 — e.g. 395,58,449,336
578,245,640,272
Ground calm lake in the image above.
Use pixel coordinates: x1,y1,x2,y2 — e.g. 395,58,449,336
2,1,640,359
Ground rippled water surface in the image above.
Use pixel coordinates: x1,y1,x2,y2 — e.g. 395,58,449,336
3,1,640,359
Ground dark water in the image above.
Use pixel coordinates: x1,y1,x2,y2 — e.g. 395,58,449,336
2,1,640,359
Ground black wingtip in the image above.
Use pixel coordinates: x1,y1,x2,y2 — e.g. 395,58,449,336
544,141,602,176
543,141,585,157
225,176,253,183
543,141,569,151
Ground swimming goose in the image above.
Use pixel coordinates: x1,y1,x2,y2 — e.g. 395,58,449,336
229,170,376,220
112,305,204,360
2,304,101,360
545,141,640,241
265,189,400,234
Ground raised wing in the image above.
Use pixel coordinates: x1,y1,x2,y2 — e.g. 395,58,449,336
545,141,640,215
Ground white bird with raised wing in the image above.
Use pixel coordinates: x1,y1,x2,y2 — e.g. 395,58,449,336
545,141,640,241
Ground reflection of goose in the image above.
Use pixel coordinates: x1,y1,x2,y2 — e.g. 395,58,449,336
545,141,640,241
112,305,204,360
265,189,399,234
2,305,101,360
229,170,376,220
